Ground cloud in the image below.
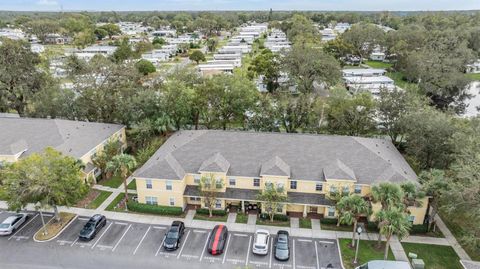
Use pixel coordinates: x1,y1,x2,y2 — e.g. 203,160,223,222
36,0,59,6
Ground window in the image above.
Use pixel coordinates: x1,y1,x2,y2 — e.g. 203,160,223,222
264,182,273,189
408,215,415,223
328,207,335,217
330,186,337,194
253,178,260,187
276,183,284,189
215,199,222,209
290,180,297,190
315,182,323,191
166,180,172,191
189,197,201,202
146,179,152,189
354,185,362,194
229,178,236,186
216,179,223,188
146,196,158,205
276,205,283,213
342,186,350,194
194,175,201,184
169,197,175,206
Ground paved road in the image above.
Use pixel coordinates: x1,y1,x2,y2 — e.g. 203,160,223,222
0,210,342,269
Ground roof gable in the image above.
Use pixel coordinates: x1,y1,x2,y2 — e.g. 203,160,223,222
323,159,356,181
199,152,230,173
260,156,290,177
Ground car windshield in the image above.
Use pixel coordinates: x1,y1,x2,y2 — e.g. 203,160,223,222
0,223,10,229
277,242,288,250
254,244,266,249
166,231,178,239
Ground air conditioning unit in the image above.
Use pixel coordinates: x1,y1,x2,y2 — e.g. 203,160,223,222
411,259,425,269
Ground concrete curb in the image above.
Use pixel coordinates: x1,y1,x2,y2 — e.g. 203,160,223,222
336,238,346,269
33,214,78,243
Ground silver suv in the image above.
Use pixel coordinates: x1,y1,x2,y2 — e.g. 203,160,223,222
252,229,270,255
0,213,28,236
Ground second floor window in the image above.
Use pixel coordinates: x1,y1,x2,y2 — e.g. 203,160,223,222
315,182,323,191
342,186,350,194
166,180,172,191
290,180,297,189
354,185,362,194
229,178,236,186
146,179,152,189
216,179,223,188
194,175,201,184
253,178,260,187
215,199,222,209
330,186,337,194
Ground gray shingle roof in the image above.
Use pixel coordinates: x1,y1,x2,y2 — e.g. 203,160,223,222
134,130,417,184
323,159,356,181
184,185,260,201
260,156,290,177
199,152,230,173
0,117,124,159
287,192,333,206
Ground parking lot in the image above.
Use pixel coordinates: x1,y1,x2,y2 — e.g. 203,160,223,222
0,210,343,269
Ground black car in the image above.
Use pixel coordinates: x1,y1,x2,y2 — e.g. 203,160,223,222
78,214,107,241
274,230,290,261
163,221,185,250
207,224,228,255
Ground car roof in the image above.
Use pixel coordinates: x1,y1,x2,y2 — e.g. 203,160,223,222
90,214,104,221
2,216,19,224
255,233,268,244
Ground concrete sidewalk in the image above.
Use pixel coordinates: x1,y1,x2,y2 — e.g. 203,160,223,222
434,215,471,260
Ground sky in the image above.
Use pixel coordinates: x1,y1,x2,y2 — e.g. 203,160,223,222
0,0,479,11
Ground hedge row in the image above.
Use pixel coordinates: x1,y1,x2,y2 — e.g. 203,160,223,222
320,218,338,225
196,208,227,216
259,213,289,222
127,201,183,216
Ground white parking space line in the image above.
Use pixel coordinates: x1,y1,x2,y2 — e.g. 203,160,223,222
57,240,74,245
177,230,191,259
114,222,128,225
133,225,151,255
42,213,53,217
91,222,113,249
78,217,90,221
152,226,165,230
293,239,296,269
112,224,132,252
233,233,248,237
314,241,319,269
269,236,273,268
193,229,207,233
297,239,312,242
245,235,252,266
318,240,334,244
222,233,232,264
199,232,210,261
70,237,79,247
8,213,38,241
155,234,166,257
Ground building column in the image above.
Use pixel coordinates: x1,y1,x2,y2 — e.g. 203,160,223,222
241,200,245,212
303,204,307,218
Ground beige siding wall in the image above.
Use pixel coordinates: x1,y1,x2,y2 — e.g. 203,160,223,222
136,177,186,208
80,127,127,165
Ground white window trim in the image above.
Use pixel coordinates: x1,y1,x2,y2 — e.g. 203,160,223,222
169,197,175,206
166,180,173,191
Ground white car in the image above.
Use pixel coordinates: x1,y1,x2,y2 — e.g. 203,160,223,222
252,229,270,255
0,213,28,236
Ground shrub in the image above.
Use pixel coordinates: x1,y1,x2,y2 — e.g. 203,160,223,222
196,208,227,216
127,201,183,216
273,214,289,221
320,218,338,225
410,223,429,234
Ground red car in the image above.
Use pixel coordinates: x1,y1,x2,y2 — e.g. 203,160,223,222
207,224,228,255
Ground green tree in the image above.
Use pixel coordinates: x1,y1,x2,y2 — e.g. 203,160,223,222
189,50,206,64
282,45,341,92
198,174,224,217
99,23,121,38
92,140,123,182
73,29,96,48
248,49,280,92
342,23,385,59
206,38,218,53
0,39,48,115
323,37,355,59
113,38,134,63
275,92,320,133
285,14,320,45
94,28,108,40
152,37,166,47
161,80,193,130
134,41,154,58
325,90,376,136
419,169,450,231
256,183,288,222
2,148,86,221
107,154,137,207
371,182,404,246
376,207,412,260
337,195,371,247
135,59,156,75
26,19,60,43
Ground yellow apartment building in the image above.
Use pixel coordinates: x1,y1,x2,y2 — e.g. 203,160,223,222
0,115,126,182
133,130,428,225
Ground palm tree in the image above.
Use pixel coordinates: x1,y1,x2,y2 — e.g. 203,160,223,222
107,154,137,209
371,182,404,246
376,207,412,260
337,195,371,247
400,182,426,208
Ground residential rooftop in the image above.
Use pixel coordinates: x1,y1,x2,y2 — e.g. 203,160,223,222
134,130,417,184
0,116,124,159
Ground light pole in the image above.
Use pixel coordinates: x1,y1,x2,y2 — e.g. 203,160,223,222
353,226,363,264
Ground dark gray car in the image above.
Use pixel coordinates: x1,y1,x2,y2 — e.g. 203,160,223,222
274,230,290,261
78,214,106,241
163,221,185,250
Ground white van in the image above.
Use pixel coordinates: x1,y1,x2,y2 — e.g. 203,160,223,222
356,260,412,269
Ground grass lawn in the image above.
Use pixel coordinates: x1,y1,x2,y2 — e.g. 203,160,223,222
299,218,312,229
365,60,393,69
465,73,480,81
194,213,228,222
402,243,463,269
386,71,418,90
339,239,394,269
97,175,124,189
127,179,137,190
321,223,356,232
34,212,76,241
86,190,112,209
105,193,132,212
236,213,248,224
441,213,480,260
256,218,290,227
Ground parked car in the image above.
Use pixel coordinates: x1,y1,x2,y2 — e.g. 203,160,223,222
78,214,107,241
252,229,270,255
163,221,185,250
207,224,228,255
273,230,289,261
0,213,28,236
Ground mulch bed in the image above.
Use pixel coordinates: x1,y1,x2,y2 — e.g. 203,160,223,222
75,189,100,208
